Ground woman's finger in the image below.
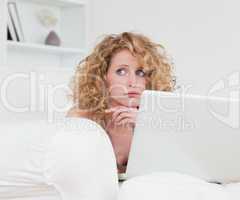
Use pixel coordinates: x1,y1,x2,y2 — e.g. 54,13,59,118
116,117,135,128
114,112,134,124
112,107,131,122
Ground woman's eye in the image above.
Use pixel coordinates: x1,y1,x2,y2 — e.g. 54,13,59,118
116,68,127,76
136,69,146,77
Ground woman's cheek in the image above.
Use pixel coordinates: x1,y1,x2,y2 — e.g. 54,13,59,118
111,86,126,98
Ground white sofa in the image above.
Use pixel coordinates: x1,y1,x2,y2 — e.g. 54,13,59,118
1,67,240,200
0,67,73,123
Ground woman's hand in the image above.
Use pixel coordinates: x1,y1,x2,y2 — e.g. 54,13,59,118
105,106,139,173
105,106,139,129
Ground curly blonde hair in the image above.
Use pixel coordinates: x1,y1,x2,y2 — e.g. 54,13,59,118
68,32,176,129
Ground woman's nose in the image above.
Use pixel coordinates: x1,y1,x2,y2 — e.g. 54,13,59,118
128,72,137,87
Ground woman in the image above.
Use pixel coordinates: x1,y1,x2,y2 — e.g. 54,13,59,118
66,32,175,176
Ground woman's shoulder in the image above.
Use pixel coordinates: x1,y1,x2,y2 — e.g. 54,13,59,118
65,106,108,135
65,106,104,130
59,107,103,134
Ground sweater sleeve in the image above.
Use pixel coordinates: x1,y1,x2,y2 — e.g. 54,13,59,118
43,118,119,200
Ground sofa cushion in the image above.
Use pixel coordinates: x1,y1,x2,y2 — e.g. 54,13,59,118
0,67,74,123
117,172,230,200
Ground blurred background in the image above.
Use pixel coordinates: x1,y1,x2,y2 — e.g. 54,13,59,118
89,0,240,95
0,0,239,122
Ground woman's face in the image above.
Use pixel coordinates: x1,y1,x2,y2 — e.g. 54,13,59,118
105,49,146,108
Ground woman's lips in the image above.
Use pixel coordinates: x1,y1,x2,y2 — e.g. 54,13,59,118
127,92,140,97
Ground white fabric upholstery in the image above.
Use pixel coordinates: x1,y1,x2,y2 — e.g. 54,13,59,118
0,118,119,200
117,172,240,200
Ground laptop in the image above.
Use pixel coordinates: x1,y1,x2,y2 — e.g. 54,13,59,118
125,90,240,184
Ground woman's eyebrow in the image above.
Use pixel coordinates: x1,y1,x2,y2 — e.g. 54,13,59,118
116,64,130,68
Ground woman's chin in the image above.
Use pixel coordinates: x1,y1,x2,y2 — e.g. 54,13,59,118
110,97,140,108
119,99,140,108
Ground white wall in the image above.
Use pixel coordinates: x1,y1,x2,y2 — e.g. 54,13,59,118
90,0,240,96
0,0,6,66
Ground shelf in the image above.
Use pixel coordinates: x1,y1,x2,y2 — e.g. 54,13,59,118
7,41,85,55
1,0,89,68
16,0,86,7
